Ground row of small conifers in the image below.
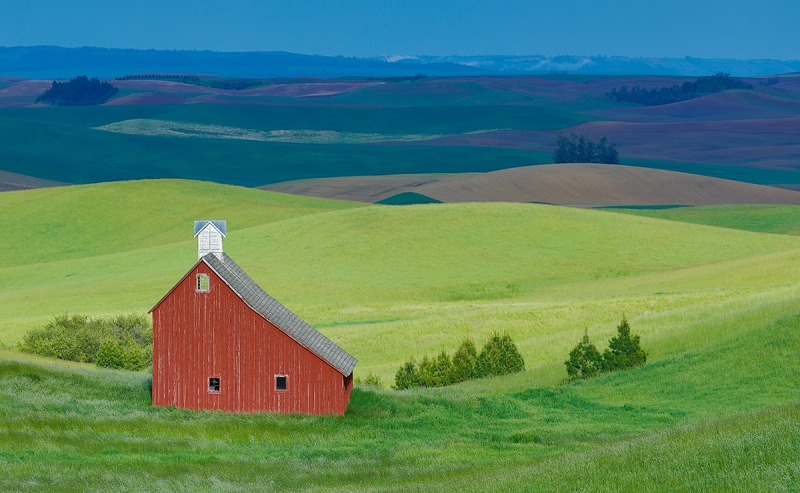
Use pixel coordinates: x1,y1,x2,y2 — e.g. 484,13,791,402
392,315,646,390
393,333,526,390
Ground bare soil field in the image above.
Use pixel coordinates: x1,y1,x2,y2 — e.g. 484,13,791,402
423,117,800,169
264,164,800,207
3,73,800,187
0,170,69,191
0,79,383,107
261,173,475,202
112,79,383,98
588,91,800,123
104,92,207,105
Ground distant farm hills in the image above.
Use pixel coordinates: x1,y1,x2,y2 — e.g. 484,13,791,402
2,68,800,207
1,46,800,79
262,164,800,207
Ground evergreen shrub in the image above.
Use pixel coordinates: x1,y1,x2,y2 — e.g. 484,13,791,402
394,334,524,389
565,315,647,380
394,360,422,390
565,330,603,380
474,333,525,378
450,338,478,383
602,315,647,371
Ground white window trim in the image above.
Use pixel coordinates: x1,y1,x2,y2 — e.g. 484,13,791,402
196,273,210,293
208,376,221,394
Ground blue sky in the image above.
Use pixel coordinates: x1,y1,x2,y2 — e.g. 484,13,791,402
2,0,798,59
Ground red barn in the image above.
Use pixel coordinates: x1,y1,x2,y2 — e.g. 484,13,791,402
150,220,357,415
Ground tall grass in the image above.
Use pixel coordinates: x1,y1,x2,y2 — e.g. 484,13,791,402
3,181,800,489
0,299,798,491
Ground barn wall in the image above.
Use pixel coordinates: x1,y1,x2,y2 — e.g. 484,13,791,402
152,262,351,415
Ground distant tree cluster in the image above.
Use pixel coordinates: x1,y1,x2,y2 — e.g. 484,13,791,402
608,72,753,106
375,74,428,83
35,76,118,106
19,314,152,371
116,74,201,83
554,133,619,164
565,315,647,380
394,333,524,390
116,74,266,90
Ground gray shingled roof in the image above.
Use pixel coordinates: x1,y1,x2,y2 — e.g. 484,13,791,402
194,220,227,237
202,253,357,376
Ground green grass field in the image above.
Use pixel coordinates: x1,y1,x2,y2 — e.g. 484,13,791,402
2,179,800,490
0,102,573,185
609,204,800,236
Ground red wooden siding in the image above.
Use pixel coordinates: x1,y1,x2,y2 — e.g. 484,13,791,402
152,262,353,415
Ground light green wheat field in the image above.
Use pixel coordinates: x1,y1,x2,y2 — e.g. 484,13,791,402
1,180,798,491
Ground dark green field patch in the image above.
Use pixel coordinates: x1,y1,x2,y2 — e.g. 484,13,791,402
595,204,691,210
376,192,442,205
0,100,587,186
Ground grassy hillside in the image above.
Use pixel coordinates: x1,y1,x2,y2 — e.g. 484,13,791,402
0,295,797,491
4,180,800,381
3,178,800,489
0,180,363,268
609,204,800,236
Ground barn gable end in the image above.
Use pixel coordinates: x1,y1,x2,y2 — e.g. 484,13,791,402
150,221,356,415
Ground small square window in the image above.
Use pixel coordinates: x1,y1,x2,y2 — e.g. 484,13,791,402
197,274,210,292
275,375,287,391
209,377,220,393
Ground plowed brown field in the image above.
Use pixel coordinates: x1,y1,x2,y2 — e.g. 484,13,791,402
262,164,800,207
0,170,68,191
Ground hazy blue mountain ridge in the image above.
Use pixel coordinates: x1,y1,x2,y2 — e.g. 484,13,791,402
1,46,799,79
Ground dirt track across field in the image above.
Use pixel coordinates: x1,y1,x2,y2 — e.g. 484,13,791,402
262,164,800,207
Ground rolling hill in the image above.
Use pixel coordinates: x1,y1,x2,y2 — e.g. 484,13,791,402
608,204,800,235
4,179,800,374
263,163,800,206
0,169,66,191
3,73,800,189
2,178,800,490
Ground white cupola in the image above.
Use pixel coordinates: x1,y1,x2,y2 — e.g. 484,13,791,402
194,220,227,260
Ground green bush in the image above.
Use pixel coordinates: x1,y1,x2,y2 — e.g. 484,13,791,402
19,314,152,371
418,351,454,387
95,339,125,369
602,315,647,371
395,334,524,389
565,330,603,380
474,333,525,378
355,372,384,388
450,338,477,383
565,316,647,380
394,360,422,390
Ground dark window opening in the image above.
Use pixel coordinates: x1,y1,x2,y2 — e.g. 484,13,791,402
276,375,287,391
197,274,210,292
209,377,220,393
